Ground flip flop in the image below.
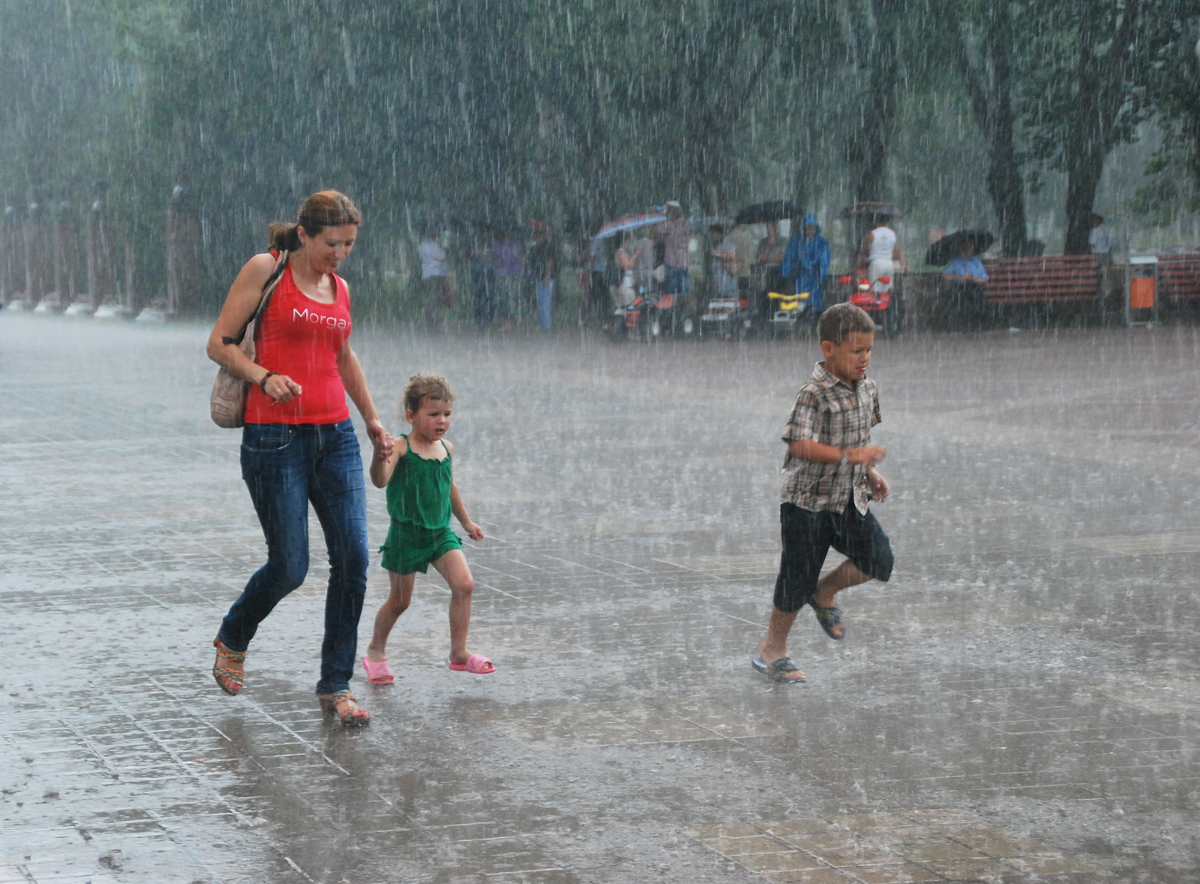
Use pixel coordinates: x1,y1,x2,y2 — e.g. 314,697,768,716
810,601,845,640
448,653,496,674
751,655,806,683
361,656,395,685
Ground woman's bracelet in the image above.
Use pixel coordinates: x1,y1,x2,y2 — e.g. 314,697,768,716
259,371,279,393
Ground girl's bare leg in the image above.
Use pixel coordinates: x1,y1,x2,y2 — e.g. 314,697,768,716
367,570,414,662
430,549,474,664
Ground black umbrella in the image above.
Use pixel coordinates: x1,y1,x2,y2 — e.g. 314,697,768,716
925,230,995,266
734,199,801,225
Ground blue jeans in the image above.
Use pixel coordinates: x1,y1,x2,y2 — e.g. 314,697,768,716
219,419,369,695
536,280,554,329
663,266,690,296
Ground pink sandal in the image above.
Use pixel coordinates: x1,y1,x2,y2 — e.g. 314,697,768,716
448,653,495,674
362,655,395,685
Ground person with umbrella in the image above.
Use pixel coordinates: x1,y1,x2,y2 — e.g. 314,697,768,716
936,234,989,329
780,213,832,319
942,237,988,284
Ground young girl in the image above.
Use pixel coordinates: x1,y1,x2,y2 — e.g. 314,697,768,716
362,373,494,683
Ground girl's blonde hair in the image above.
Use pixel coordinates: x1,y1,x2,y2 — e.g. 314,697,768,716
403,372,454,415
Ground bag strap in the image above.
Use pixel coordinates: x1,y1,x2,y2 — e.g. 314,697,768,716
223,251,290,346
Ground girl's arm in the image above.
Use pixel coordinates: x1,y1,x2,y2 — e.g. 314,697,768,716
370,435,406,488
444,446,483,540
337,339,394,458
450,481,483,540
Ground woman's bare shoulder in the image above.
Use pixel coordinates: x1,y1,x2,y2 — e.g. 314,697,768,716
233,252,278,287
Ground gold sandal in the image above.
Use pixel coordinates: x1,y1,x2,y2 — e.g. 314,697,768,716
213,636,245,696
318,690,370,727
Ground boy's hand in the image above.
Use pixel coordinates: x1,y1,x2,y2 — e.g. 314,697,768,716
849,445,887,467
867,468,890,503
463,521,484,542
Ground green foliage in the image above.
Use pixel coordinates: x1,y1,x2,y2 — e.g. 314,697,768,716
4,0,1200,300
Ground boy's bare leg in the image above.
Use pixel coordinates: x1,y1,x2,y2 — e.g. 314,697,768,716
810,559,872,639
367,571,414,662
430,549,475,665
757,607,805,681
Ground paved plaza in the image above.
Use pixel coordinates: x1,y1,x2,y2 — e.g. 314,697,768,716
2,312,1199,884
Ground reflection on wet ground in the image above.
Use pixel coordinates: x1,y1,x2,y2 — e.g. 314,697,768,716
2,315,1198,882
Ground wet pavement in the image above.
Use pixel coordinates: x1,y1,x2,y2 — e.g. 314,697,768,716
2,312,1199,884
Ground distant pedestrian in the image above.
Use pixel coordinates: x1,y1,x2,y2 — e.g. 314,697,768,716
419,228,452,331
857,215,904,288
468,231,496,330
206,190,392,726
527,228,557,332
615,231,637,306
752,303,894,683
654,200,691,302
493,230,524,331
633,231,655,296
362,373,493,685
1088,213,1113,260
780,213,831,314
708,223,739,299
586,235,610,322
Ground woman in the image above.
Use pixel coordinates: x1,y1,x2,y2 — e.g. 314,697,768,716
206,190,393,727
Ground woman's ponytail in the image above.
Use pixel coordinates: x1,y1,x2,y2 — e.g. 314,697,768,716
267,191,361,251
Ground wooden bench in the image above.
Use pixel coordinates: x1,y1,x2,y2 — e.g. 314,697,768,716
1155,254,1200,303
981,255,1101,305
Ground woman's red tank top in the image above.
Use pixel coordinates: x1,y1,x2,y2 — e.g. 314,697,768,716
244,260,352,425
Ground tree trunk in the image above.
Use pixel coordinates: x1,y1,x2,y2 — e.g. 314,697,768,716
848,0,901,204
1063,0,1141,255
954,1,1030,257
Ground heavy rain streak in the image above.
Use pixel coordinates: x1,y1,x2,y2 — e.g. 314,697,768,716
4,1,1200,882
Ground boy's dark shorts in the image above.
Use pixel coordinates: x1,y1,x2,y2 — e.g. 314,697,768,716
773,500,893,613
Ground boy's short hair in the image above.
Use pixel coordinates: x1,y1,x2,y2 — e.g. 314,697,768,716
403,372,454,415
818,303,876,344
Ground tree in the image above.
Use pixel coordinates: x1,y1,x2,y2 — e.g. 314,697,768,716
949,0,1032,257
1020,0,1151,254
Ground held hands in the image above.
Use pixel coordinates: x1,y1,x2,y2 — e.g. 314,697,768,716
367,421,394,461
463,520,484,542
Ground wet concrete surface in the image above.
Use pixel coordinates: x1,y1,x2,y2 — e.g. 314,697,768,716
1,313,1199,883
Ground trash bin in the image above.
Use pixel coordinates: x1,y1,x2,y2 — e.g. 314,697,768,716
1126,256,1157,327
1130,276,1154,309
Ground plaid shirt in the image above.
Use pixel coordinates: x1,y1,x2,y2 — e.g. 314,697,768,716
780,362,881,514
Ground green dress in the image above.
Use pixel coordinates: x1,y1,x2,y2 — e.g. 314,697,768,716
379,435,462,574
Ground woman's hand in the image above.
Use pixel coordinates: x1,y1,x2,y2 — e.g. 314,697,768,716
463,520,484,541
262,373,302,404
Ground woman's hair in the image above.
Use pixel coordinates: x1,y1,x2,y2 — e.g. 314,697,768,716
403,372,455,415
268,190,362,252
818,303,876,344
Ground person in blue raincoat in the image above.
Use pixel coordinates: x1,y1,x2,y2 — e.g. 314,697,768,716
780,213,831,314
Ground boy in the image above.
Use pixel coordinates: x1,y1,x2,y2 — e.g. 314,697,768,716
753,303,894,682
